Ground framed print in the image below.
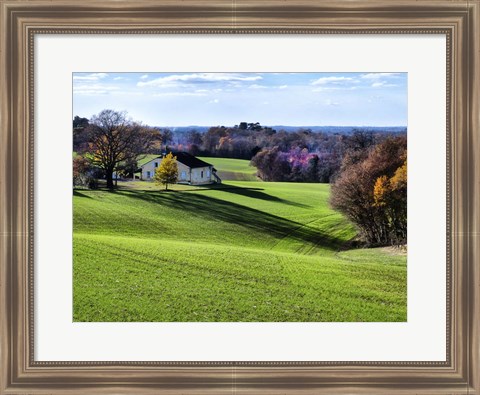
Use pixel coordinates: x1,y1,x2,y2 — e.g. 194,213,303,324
0,0,479,394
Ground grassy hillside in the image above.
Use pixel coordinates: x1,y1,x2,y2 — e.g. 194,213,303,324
74,171,407,322
198,157,258,181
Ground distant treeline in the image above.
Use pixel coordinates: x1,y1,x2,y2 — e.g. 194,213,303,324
74,117,406,184
164,125,406,134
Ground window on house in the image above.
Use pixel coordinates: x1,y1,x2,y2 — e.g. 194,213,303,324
147,171,151,179
181,171,186,179
206,170,210,177
201,171,204,178
154,162,158,167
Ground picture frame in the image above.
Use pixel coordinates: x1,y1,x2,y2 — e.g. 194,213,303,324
0,0,478,393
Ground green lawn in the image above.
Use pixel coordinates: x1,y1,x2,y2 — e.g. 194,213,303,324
198,156,258,181
73,164,407,322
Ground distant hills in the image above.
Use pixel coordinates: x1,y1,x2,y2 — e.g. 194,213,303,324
165,125,407,134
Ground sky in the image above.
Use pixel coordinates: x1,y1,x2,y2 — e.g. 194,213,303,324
73,72,407,127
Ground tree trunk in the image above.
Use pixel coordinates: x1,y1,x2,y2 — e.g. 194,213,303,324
165,183,168,191
106,170,114,189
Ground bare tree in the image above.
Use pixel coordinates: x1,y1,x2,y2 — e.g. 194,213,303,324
86,109,156,189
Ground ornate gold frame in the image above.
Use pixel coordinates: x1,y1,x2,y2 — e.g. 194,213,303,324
1,1,479,393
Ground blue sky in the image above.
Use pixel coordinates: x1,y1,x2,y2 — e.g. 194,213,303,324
73,72,407,126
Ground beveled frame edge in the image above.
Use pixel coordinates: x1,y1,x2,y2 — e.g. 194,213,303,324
0,0,478,394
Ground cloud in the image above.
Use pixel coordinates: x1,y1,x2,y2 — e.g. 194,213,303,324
371,81,398,88
367,95,384,103
278,85,288,89
312,86,358,92
73,83,119,95
249,84,267,89
361,73,401,80
208,99,220,104
137,73,262,87
113,77,124,80
73,73,108,81
152,92,208,97
325,99,340,106
140,74,149,80
311,76,354,86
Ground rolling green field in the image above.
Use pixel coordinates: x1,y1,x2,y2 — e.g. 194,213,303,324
198,156,258,181
73,160,407,322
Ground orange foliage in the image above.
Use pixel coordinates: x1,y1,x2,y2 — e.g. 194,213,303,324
390,159,407,191
373,175,389,207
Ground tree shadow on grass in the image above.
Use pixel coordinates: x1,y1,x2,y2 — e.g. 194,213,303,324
198,183,309,208
73,190,93,199
112,189,344,251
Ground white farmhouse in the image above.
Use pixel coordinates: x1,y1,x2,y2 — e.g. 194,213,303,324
139,152,221,185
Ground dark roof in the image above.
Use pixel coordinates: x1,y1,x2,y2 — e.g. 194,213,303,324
171,152,212,169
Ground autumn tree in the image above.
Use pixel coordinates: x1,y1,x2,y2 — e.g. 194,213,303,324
154,152,178,190
250,146,291,181
202,126,227,153
73,154,97,189
158,128,173,151
373,158,407,244
330,136,407,246
86,109,157,189
73,116,90,152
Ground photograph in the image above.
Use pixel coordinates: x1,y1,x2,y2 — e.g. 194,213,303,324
72,72,408,322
